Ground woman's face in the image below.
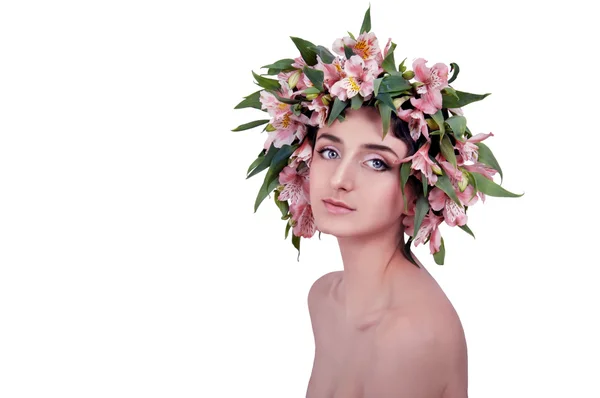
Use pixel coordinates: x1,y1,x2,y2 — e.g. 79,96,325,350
309,107,413,238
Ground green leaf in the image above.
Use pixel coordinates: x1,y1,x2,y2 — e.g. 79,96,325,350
327,97,348,126
261,58,295,73
421,172,428,197
302,66,324,92
471,172,523,197
360,4,371,34
252,71,281,91
247,150,266,176
234,90,263,110
442,90,491,109
378,75,412,93
435,173,461,206
400,162,411,210
266,90,301,105
290,36,318,66
440,134,457,169
351,94,363,110
433,237,445,265
314,45,335,64
459,224,475,239
231,119,270,132
285,220,291,239
373,77,383,97
446,115,467,141
376,92,397,116
377,101,392,139
247,143,278,179
448,62,460,84
254,169,282,213
475,142,504,184
382,42,397,74
412,194,430,243
344,44,354,59
292,234,301,261
274,190,289,217
431,110,445,136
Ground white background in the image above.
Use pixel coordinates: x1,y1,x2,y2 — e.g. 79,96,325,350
1,0,598,397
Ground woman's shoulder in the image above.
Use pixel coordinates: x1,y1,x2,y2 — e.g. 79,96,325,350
308,271,342,305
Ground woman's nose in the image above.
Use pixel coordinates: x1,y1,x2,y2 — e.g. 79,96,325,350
330,158,355,192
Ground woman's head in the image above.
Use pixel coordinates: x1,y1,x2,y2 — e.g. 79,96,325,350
307,106,418,242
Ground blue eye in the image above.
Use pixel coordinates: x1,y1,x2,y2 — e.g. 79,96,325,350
317,147,390,172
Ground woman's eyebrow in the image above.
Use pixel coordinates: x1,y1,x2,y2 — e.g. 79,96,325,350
317,133,399,158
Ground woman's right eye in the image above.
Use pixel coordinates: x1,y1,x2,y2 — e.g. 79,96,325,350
317,148,338,159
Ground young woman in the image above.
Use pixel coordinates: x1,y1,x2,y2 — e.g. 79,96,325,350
305,107,468,398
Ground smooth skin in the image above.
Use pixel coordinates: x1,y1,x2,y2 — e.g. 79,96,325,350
305,107,468,398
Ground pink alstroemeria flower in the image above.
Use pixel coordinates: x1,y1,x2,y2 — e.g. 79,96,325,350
404,209,444,254
412,58,449,113
333,31,382,62
259,81,294,118
429,187,468,227
264,111,311,150
290,138,313,169
278,165,310,205
307,94,329,128
397,105,429,142
290,200,317,238
314,55,346,90
434,153,463,183
461,161,498,204
454,132,494,164
330,55,379,101
398,141,438,185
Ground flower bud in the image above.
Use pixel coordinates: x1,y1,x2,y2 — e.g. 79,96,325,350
425,118,439,130
288,70,301,90
322,94,332,106
458,171,469,192
306,93,318,101
402,70,415,80
399,63,407,73
393,96,409,109
266,123,276,132
431,163,443,175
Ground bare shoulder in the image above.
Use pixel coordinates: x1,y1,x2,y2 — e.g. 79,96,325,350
371,284,468,397
307,270,341,309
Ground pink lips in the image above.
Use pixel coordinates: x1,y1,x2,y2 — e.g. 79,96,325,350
323,199,355,215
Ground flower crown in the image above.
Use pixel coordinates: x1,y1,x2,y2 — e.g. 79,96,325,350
232,5,523,266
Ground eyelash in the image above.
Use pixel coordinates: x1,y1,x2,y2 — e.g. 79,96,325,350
316,147,391,172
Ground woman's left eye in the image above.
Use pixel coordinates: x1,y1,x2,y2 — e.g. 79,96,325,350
367,158,390,171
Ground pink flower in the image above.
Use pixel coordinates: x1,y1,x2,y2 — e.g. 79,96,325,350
263,111,311,150
333,31,382,62
278,165,310,205
290,200,317,238
330,55,379,101
398,141,438,185
405,209,444,254
429,187,468,227
412,58,449,113
314,55,346,90
397,106,429,142
461,161,498,204
290,138,313,169
259,81,294,118
434,153,463,183
454,132,494,164
307,94,329,128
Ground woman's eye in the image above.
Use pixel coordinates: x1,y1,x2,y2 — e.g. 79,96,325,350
367,159,390,171
318,148,338,159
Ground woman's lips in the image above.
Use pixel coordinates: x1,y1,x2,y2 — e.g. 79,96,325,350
323,200,355,215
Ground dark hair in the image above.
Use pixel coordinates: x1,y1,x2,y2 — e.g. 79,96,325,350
306,109,421,265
